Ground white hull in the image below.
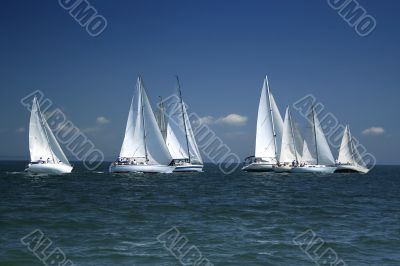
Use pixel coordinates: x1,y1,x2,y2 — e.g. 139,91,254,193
26,163,73,174
291,165,336,174
273,165,293,173
335,164,369,174
174,164,203,172
109,164,175,173
242,162,274,172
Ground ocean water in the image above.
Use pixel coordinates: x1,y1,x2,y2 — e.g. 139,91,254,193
0,161,399,266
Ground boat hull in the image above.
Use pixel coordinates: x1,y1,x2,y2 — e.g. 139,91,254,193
273,165,293,173
173,164,203,172
335,164,369,174
242,162,274,172
26,163,73,174
291,165,337,174
109,164,175,173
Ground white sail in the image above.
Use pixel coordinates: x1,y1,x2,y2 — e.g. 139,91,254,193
43,117,70,165
164,78,203,164
255,76,283,160
338,126,353,164
269,92,284,155
301,140,315,164
29,97,70,165
338,125,367,167
155,98,167,140
279,108,297,163
165,92,190,160
310,107,335,165
119,82,146,158
119,77,172,165
166,122,189,159
183,102,203,164
141,79,173,165
29,97,54,162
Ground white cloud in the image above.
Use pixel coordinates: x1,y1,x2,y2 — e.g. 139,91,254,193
16,127,26,133
216,114,248,127
96,116,110,125
362,127,385,136
196,114,248,127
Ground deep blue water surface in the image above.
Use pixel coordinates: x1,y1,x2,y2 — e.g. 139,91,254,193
0,161,399,265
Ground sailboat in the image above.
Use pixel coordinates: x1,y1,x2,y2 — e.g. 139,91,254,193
109,76,175,173
273,107,301,173
335,125,369,173
26,96,73,174
291,106,336,174
164,77,203,172
242,76,283,172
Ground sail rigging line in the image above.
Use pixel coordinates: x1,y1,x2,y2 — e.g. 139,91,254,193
348,126,356,165
176,76,191,163
311,105,319,165
158,96,167,139
139,77,149,162
266,76,278,160
36,97,56,164
288,108,298,162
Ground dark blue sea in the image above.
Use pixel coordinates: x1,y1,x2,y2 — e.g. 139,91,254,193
0,161,399,265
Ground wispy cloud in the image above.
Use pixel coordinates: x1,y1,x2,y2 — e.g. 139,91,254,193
16,127,26,133
362,126,385,136
196,114,248,127
96,116,110,125
216,114,248,127
82,116,110,133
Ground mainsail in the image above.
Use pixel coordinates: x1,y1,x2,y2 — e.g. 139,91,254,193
119,77,172,165
338,125,353,164
301,139,315,164
338,125,366,167
255,76,283,160
29,96,70,165
309,107,335,165
155,97,167,140
279,107,300,163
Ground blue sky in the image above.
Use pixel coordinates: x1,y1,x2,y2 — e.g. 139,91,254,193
0,0,399,163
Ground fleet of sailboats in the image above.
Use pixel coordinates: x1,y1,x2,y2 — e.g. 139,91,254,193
24,75,370,175
243,75,370,174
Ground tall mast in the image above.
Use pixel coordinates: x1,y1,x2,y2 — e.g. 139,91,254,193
288,108,298,161
266,76,278,160
176,76,191,162
139,77,148,162
158,96,167,139
311,106,319,165
36,97,56,163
